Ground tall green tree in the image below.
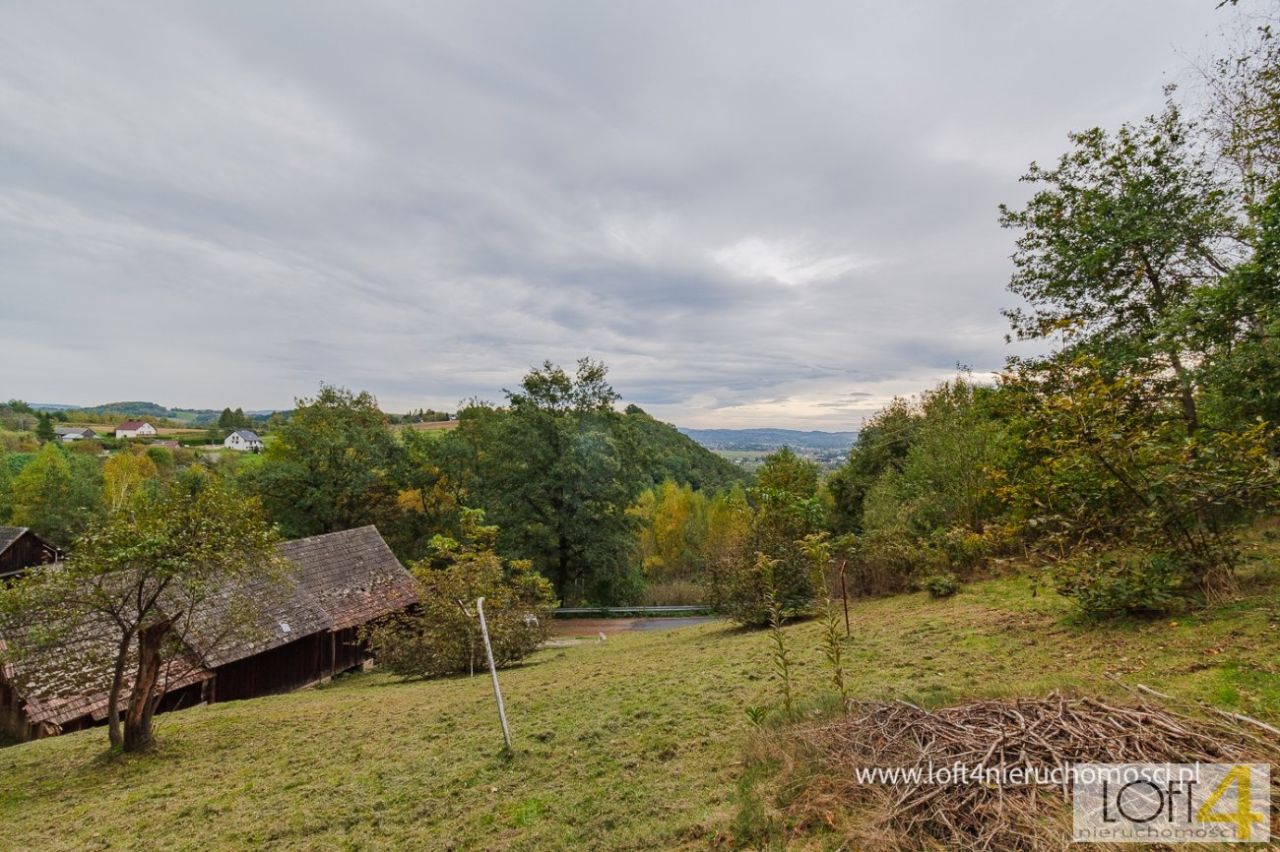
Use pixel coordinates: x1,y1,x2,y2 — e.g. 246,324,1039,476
244,385,404,541
999,106,1237,434
35,412,56,444
1191,184,1280,436
461,359,644,604
9,443,101,546
827,398,921,533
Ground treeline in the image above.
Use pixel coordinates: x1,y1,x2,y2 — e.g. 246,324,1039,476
630,19,1280,620
235,363,745,604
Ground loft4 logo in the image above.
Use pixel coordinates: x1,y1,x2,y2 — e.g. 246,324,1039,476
1197,765,1267,838
1073,763,1271,844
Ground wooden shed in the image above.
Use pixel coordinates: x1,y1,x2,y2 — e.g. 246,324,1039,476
0,527,61,581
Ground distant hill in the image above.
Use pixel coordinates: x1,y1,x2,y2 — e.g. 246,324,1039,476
623,408,751,490
30,401,276,427
678,427,857,452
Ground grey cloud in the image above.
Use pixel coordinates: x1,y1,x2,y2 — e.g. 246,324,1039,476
0,0,1249,427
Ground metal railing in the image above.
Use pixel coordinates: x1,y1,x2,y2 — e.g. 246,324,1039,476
551,604,712,618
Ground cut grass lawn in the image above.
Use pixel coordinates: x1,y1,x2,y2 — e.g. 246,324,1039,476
3,544,1279,850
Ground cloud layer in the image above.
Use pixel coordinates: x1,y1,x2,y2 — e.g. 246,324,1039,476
0,1,1239,427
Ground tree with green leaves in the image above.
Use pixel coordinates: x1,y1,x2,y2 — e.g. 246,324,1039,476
1191,184,1280,437
244,385,405,542
9,443,101,547
1000,105,1238,434
827,397,921,534
707,449,824,625
35,412,56,444
457,359,644,604
364,509,554,679
0,472,284,751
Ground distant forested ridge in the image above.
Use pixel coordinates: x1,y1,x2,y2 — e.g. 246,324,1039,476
28,401,277,426
679,427,858,452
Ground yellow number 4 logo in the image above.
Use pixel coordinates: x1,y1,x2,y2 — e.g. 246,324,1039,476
1197,765,1266,839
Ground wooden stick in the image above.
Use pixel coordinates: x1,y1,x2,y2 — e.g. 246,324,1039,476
476,597,512,752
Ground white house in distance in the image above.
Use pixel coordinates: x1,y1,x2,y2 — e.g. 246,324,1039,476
53,427,96,443
224,429,264,452
114,420,156,439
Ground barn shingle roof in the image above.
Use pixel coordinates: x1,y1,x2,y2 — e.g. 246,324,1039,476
281,525,420,631
185,525,416,667
0,618,210,727
0,526,27,554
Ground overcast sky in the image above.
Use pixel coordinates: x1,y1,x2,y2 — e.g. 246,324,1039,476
0,1,1252,428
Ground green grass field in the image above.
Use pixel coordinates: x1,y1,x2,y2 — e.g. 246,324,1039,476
3,539,1279,849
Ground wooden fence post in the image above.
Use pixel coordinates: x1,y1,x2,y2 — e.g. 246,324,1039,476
476,597,512,752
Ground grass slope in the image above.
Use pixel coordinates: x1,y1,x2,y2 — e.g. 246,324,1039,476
3,552,1279,849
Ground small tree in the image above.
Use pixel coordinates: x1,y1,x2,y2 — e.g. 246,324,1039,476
365,511,555,679
803,534,848,703
9,443,101,547
709,450,825,626
102,450,159,512
35,413,56,444
0,472,284,751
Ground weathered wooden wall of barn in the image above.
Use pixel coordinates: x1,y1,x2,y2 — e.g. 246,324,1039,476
0,679,32,741
206,628,371,704
0,532,57,579
208,633,330,703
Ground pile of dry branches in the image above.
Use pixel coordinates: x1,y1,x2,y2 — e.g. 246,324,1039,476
778,694,1280,851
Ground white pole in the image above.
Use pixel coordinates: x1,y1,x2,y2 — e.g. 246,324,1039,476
475,597,512,752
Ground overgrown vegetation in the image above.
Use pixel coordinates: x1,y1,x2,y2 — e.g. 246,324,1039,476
3,547,1278,849
365,510,555,679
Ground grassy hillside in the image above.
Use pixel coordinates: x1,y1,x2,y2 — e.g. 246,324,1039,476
3,543,1279,849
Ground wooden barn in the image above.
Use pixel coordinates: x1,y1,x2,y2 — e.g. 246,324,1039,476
188,525,419,703
0,526,61,581
0,525,417,742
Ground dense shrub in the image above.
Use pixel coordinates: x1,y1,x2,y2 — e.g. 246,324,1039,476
1049,549,1188,616
365,514,555,678
706,450,825,625
921,572,960,599
829,379,1013,596
1007,361,1280,606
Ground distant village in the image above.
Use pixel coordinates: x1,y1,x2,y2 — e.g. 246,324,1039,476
49,418,263,452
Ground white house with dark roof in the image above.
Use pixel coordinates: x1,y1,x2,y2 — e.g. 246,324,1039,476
114,420,156,439
223,429,263,452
